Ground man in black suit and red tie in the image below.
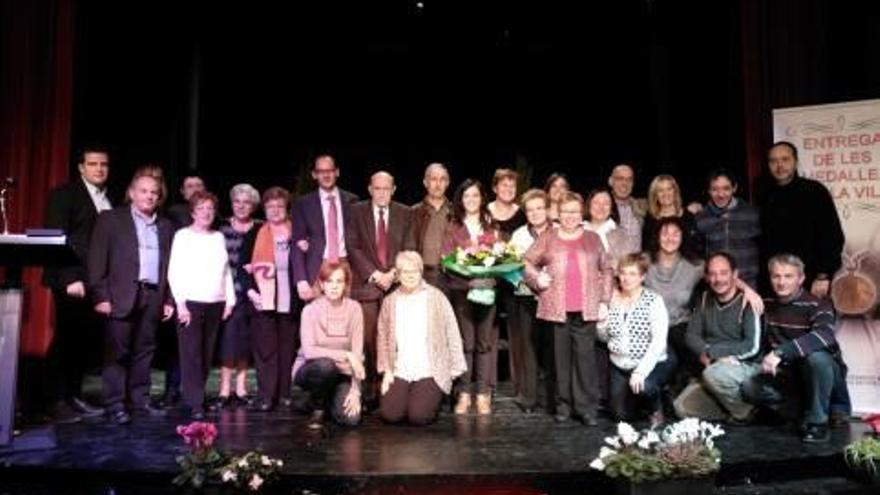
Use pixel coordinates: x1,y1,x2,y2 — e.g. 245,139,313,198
291,154,358,301
348,171,413,406
42,147,114,423
88,169,175,425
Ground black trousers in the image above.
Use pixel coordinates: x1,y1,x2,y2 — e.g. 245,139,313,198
177,301,224,411
45,290,102,404
449,290,497,395
554,313,598,420
380,377,444,425
508,296,539,407
102,286,161,413
252,311,298,404
294,358,360,426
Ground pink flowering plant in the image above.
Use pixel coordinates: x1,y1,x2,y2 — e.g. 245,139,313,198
219,451,284,492
173,422,226,488
590,419,725,483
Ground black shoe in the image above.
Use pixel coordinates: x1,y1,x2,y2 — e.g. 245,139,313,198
49,402,83,425
578,415,599,427
554,412,570,423
210,396,231,411
829,411,850,428
108,410,132,425
279,397,294,409
132,404,167,417
251,400,274,412
233,394,252,407
190,409,206,420
307,410,324,429
802,423,830,443
155,391,181,409
68,397,105,417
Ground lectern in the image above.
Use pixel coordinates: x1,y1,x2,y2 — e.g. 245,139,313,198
0,233,72,450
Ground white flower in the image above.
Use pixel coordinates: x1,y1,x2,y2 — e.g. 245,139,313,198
221,470,237,483
604,436,621,449
598,446,616,459
249,474,264,491
589,458,606,471
261,455,271,466
276,459,283,467
482,255,496,267
617,422,639,446
637,430,660,450
238,458,249,468
491,242,505,256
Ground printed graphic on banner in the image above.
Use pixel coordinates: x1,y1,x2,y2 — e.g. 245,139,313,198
774,99,880,414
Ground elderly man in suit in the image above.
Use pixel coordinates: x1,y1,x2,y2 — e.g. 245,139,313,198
348,171,413,407
42,147,113,423
292,154,358,301
88,170,175,425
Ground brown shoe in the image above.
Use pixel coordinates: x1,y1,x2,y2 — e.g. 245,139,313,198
475,393,492,416
454,393,472,415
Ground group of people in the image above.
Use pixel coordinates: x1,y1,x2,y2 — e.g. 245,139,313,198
38,140,849,442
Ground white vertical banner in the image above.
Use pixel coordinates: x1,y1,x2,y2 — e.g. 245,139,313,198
773,99,880,414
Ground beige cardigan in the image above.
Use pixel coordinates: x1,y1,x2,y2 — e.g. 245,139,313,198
376,283,467,394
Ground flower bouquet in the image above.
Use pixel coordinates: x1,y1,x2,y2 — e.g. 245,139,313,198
590,419,725,494
441,237,524,305
173,421,226,489
220,451,284,492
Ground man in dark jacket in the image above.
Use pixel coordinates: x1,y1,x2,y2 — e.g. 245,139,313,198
42,147,113,423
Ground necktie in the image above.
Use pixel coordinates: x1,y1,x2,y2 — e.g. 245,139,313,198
326,194,339,262
377,207,388,267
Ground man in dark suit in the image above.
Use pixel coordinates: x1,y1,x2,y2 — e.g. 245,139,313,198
348,171,413,405
88,170,175,425
291,154,358,301
42,147,113,423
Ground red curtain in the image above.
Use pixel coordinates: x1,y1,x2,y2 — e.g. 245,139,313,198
0,0,76,356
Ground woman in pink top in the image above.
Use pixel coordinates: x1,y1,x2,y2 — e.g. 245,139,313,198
292,261,365,427
524,192,614,426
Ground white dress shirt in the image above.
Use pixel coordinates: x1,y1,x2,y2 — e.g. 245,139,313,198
82,178,112,212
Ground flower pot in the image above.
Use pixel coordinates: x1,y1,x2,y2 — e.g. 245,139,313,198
614,476,715,495
848,464,880,487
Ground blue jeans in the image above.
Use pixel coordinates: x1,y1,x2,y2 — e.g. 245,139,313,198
609,355,676,421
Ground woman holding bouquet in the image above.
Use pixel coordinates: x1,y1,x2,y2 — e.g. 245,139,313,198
442,179,500,415
524,192,614,426
292,260,364,427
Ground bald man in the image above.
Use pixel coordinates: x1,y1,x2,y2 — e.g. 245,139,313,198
347,171,414,408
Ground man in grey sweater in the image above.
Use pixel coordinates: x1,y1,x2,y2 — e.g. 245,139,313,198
676,252,762,422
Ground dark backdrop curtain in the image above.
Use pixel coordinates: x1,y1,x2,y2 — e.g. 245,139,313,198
0,0,76,357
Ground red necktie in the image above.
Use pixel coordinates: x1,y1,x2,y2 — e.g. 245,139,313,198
377,207,388,268
326,194,339,262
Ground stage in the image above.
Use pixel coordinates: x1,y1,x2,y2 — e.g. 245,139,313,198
0,386,876,495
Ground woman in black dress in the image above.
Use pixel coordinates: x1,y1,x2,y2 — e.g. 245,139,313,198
215,184,262,407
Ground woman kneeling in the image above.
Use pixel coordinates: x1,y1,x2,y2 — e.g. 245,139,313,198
377,251,467,425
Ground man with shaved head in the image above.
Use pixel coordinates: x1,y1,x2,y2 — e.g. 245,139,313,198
348,170,413,409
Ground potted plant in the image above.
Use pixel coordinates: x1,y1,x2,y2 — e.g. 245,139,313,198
843,413,880,486
590,418,725,495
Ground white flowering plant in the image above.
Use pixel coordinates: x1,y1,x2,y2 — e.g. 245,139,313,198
590,419,725,483
219,451,284,492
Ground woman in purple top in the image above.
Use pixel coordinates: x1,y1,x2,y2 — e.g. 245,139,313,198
292,261,365,427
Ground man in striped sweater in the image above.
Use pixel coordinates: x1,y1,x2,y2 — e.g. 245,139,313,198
743,254,850,443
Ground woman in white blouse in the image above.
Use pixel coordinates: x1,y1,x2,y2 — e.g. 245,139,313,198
598,252,673,427
167,191,235,419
